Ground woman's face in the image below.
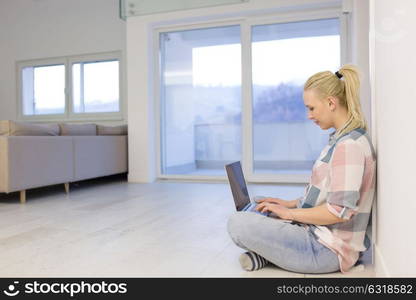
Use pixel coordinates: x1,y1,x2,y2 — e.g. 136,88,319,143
303,89,333,130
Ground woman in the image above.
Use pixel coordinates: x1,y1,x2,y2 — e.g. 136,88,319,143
227,64,376,274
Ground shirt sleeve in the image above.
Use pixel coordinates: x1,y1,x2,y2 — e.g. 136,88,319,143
296,185,309,208
326,140,365,220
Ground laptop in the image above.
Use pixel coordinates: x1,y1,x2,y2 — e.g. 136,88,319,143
225,161,269,215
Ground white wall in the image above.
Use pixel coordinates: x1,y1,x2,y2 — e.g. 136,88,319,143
126,0,347,183
0,0,126,123
351,0,371,133
370,0,416,277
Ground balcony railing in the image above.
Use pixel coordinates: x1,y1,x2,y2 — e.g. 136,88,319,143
163,121,328,175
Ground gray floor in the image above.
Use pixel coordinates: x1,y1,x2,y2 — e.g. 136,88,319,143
166,168,312,176
0,175,374,277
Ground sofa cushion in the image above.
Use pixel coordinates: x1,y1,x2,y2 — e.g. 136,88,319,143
0,120,59,136
97,124,127,136
59,123,97,136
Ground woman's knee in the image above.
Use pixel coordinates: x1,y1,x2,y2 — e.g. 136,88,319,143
227,212,245,240
227,212,257,248
227,212,267,249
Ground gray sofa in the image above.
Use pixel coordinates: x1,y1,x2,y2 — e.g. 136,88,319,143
0,120,128,203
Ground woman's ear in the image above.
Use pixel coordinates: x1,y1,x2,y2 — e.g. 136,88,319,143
327,96,337,111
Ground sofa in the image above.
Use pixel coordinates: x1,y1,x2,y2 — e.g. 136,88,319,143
0,120,128,203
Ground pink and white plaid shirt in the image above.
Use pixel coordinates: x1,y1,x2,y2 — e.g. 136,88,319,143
298,128,376,273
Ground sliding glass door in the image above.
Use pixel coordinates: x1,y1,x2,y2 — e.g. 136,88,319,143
158,16,343,181
159,25,242,176
251,18,340,176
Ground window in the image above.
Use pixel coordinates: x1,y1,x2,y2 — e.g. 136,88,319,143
72,60,119,113
17,52,122,121
156,13,346,182
159,26,242,176
252,18,340,175
22,64,65,115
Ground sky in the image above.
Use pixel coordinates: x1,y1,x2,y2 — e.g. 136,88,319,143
28,34,339,112
192,35,340,86
29,60,119,112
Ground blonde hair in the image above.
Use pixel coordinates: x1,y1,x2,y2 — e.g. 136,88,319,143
303,64,366,137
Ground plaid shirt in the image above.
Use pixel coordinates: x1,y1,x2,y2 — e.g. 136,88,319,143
297,128,376,273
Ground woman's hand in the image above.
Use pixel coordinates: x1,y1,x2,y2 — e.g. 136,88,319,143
255,202,294,221
255,197,298,208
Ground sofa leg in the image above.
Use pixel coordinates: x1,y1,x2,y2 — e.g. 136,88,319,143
20,190,26,204
64,183,69,194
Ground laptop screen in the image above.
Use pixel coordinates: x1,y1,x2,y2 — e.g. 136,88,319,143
225,161,250,211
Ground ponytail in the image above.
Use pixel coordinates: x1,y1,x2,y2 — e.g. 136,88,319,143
304,64,367,137
336,65,366,136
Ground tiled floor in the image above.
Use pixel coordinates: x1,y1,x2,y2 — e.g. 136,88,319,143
0,176,374,277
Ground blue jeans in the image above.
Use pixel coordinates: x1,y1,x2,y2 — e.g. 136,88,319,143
227,211,340,274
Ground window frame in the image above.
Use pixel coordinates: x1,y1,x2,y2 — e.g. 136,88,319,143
154,20,243,182
245,12,349,184
154,8,350,183
16,51,123,122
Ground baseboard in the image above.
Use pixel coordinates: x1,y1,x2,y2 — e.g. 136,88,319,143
127,171,155,183
374,244,390,277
